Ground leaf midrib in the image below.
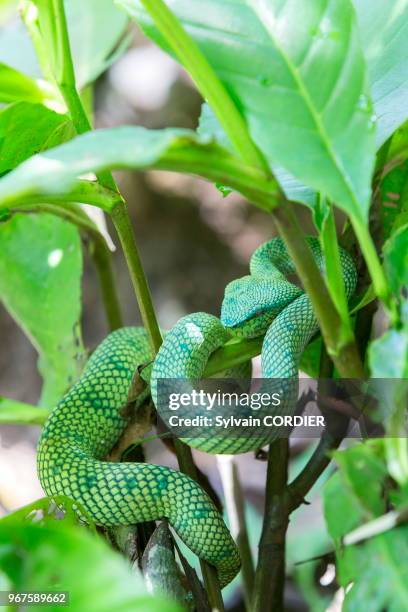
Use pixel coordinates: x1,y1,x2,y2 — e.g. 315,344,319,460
248,0,362,216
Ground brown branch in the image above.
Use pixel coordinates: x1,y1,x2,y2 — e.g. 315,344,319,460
252,439,289,612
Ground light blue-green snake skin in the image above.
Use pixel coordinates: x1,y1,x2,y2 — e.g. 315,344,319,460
38,236,357,587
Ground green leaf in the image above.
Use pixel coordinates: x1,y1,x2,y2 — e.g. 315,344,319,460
0,213,85,406
0,62,45,104
0,1,127,88
299,336,322,377
0,397,48,425
323,442,387,541
198,102,317,207
0,495,95,530
353,0,408,148
30,0,128,89
349,284,376,314
386,121,408,169
384,224,408,297
121,0,376,220
65,0,129,87
323,471,365,540
0,102,71,174
0,18,40,78
369,325,408,482
379,161,408,242
337,526,408,612
0,522,182,612
319,203,351,325
332,444,387,517
0,126,276,210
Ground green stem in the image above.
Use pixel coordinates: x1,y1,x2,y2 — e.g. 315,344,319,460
139,0,269,173
111,204,162,352
0,181,123,212
92,239,123,331
204,337,263,377
343,506,408,546
38,2,224,605
0,151,279,213
52,0,91,135
350,215,397,320
155,147,279,210
270,201,364,378
51,0,160,349
109,203,224,602
0,397,49,426
51,0,116,191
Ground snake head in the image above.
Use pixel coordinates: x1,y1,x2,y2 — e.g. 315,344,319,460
220,275,302,338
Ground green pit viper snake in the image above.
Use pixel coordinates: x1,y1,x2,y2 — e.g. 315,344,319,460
38,236,357,587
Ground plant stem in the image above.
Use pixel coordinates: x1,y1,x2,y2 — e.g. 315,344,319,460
288,346,348,513
92,239,123,331
52,0,91,134
170,438,225,611
110,203,224,603
1,181,123,212
0,397,49,425
217,456,255,609
204,337,263,377
40,2,224,605
139,0,269,173
270,201,365,378
52,0,116,191
343,506,408,546
350,215,397,321
51,0,160,349
111,203,162,352
253,439,289,612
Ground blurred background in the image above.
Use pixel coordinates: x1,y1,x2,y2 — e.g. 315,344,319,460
0,9,335,611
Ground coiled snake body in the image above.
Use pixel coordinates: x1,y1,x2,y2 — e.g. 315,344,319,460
38,237,356,587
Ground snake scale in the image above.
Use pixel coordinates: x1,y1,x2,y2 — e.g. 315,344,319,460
38,237,357,587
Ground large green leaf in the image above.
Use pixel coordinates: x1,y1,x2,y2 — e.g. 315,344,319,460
0,126,276,209
353,0,408,148
0,521,182,612
0,213,84,406
120,0,376,221
0,102,71,174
